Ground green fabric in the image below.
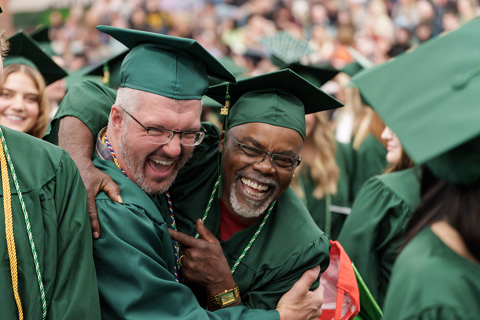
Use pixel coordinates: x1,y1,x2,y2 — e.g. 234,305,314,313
206,69,344,140
286,63,339,88
260,31,314,67
97,25,235,100
170,124,331,309
351,18,480,185
383,227,480,319
47,81,281,318
338,167,421,307
352,263,383,320
93,157,280,319
297,142,354,240
44,80,116,145
5,30,67,85
352,134,388,198
0,126,100,319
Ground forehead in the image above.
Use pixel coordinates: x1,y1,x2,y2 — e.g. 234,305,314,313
230,122,303,153
135,90,203,128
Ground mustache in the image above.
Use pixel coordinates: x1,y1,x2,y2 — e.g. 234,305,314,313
235,170,279,188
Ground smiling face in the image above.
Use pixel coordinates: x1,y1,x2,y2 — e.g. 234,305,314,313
381,126,403,165
0,71,40,134
110,88,202,195
220,122,303,221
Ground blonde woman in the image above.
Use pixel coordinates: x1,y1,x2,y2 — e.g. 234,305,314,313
0,64,50,137
0,30,66,138
292,111,354,240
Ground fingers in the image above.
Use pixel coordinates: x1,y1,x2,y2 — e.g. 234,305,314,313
195,219,217,243
168,229,198,247
102,175,123,204
291,265,321,293
87,189,101,239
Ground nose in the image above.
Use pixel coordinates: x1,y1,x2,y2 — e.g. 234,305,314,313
381,126,393,141
252,153,276,175
161,133,182,158
11,95,26,111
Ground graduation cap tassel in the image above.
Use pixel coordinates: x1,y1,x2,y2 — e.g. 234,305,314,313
218,82,231,200
102,63,110,87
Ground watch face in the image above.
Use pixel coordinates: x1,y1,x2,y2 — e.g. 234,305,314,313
220,291,237,306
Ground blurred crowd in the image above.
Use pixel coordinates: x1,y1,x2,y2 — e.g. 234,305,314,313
26,0,480,76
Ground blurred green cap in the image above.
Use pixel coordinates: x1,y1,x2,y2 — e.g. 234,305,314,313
206,69,343,140
260,31,314,68
97,25,235,100
352,18,480,185
5,30,68,85
30,25,58,57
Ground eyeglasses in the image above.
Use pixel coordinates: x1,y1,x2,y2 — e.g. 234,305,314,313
228,132,301,171
121,107,206,146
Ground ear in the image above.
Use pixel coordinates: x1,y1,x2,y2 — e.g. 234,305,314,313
218,130,226,154
110,105,124,130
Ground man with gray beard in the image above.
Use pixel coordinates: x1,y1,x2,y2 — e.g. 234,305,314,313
47,26,331,320
168,69,343,310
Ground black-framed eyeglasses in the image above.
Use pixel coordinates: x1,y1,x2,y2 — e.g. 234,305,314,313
121,107,206,146
228,131,301,171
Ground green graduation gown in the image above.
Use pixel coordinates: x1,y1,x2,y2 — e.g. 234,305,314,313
0,126,100,319
338,167,421,307
296,141,354,240
383,227,480,319
47,81,282,318
352,134,388,198
170,124,331,309
93,157,277,319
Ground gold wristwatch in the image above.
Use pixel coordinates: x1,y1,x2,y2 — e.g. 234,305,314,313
207,285,240,308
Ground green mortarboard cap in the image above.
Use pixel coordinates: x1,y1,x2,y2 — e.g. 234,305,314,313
97,25,236,100
286,63,339,88
206,69,343,140
65,67,104,91
341,46,374,78
30,25,57,57
209,56,247,86
260,31,314,68
81,48,129,89
5,30,67,85
352,18,480,185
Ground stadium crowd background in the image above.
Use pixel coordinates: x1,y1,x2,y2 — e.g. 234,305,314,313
2,0,479,80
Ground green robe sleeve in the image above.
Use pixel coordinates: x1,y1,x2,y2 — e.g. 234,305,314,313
49,151,101,319
93,159,279,320
44,80,116,144
338,169,420,307
0,127,100,319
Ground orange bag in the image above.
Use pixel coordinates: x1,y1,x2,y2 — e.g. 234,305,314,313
320,240,360,320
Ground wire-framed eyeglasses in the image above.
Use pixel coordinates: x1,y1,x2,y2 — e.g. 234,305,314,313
228,131,301,171
121,107,206,146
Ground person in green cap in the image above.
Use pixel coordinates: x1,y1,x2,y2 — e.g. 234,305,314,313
46,26,328,320
0,30,67,137
352,18,480,319
0,22,100,320
167,69,342,310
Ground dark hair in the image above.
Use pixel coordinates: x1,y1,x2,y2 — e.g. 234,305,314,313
404,167,480,261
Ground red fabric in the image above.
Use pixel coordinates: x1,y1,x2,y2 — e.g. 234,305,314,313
218,200,255,241
319,240,360,320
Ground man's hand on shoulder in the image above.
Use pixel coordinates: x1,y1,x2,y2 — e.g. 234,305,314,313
276,266,324,320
